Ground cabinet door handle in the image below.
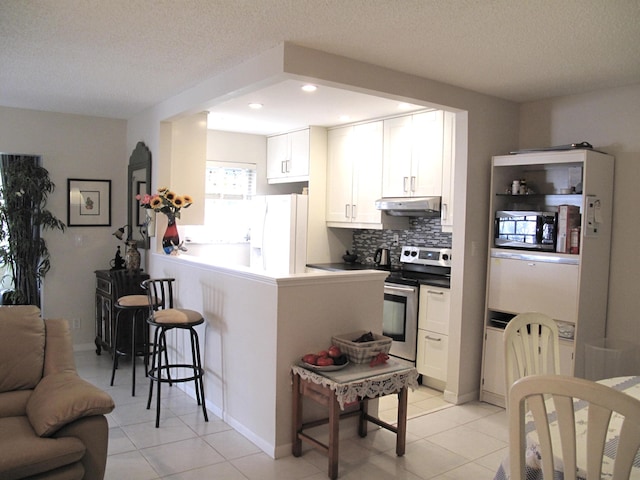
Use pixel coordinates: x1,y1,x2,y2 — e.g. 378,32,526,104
411,176,416,192
345,204,350,218
527,262,537,267
427,290,444,295
426,335,441,342
286,160,291,173
441,203,448,220
281,160,286,174
403,176,409,192
352,204,357,219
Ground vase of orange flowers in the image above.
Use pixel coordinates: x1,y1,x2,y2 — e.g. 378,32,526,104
136,187,193,254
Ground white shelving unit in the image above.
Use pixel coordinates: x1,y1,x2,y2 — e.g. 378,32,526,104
480,149,614,408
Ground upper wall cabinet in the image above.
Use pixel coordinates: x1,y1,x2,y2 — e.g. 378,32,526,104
382,110,444,198
326,121,407,230
267,127,325,184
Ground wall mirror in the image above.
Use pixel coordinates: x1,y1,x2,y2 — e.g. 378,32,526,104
127,141,152,249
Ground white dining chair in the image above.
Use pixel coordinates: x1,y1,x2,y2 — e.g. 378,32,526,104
503,312,561,406
509,374,640,480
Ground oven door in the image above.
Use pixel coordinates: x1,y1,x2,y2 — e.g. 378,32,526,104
383,283,418,362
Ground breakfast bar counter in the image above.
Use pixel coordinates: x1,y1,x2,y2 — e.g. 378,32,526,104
147,252,389,459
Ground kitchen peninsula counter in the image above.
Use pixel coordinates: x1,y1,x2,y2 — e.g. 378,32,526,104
147,252,388,459
306,262,389,272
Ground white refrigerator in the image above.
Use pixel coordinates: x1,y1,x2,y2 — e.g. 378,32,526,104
249,194,308,274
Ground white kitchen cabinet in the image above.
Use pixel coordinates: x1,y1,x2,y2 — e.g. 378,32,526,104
416,285,450,388
480,149,614,407
488,253,579,322
417,329,448,385
559,339,574,376
418,286,450,333
267,127,318,183
382,110,443,198
481,327,506,406
326,122,385,227
440,111,456,231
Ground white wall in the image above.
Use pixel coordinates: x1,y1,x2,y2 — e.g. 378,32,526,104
519,83,640,344
0,106,127,347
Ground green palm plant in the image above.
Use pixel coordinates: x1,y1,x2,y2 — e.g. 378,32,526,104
0,155,65,306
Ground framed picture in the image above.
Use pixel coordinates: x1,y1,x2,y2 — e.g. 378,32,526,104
67,178,111,227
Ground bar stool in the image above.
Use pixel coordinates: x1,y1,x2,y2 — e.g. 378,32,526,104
142,278,208,428
110,269,153,396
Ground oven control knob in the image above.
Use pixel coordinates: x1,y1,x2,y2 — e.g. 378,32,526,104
442,254,449,261
410,251,417,256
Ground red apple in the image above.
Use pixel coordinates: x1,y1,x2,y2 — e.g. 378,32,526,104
316,356,334,366
302,353,318,365
317,350,329,358
328,346,342,358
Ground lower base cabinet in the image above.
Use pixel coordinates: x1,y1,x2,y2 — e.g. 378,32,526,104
416,285,450,390
416,329,448,386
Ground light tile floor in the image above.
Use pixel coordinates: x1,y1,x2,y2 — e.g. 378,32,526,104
75,350,507,479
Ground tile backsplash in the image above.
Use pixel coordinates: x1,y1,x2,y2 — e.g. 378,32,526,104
351,217,452,266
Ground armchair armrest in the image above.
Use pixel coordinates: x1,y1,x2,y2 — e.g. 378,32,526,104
26,372,114,437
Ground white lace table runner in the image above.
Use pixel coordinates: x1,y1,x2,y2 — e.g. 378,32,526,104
291,361,419,410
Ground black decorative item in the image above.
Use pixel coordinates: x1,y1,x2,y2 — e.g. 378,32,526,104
111,246,125,270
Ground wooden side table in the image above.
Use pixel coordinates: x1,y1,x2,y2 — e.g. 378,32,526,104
291,360,419,479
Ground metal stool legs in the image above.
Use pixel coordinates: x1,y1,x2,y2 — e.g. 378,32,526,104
110,307,149,396
146,324,208,428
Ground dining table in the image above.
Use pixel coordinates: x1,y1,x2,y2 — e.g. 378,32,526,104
493,375,640,480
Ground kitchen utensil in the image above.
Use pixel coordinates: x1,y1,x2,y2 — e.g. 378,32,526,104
342,250,358,263
374,247,391,267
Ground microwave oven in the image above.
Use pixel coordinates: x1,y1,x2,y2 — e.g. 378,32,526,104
494,210,557,251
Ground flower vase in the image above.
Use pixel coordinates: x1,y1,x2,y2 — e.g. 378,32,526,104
162,214,180,254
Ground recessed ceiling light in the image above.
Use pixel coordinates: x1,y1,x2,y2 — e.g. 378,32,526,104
398,102,412,110
248,103,263,110
301,84,317,92
339,115,350,122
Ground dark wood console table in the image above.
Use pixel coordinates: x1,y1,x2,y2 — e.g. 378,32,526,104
94,269,149,355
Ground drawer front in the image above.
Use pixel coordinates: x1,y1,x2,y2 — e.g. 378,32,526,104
418,286,450,334
417,329,448,382
96,277,112,296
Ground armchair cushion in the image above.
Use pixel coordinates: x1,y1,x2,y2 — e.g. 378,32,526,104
0,306,45,392
26,372,114,437
0,416,86,480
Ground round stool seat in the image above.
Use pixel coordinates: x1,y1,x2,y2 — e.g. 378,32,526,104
117,294,150,307
110,270,152,397
150,308,203,326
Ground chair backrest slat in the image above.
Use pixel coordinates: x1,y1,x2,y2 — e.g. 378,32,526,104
504,312,561,405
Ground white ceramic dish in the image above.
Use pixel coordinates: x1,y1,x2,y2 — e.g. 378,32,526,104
301,360,350,372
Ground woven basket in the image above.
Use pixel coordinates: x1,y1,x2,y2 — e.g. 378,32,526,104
331,331,392,364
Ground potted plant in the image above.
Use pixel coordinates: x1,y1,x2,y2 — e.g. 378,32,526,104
0,155,65,306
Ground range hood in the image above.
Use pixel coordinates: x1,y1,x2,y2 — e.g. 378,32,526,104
375,197,441,217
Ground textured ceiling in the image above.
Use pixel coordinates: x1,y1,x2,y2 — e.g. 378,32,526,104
1,0,639,126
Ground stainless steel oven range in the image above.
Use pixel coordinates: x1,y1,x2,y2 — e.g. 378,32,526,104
383,246,451,363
